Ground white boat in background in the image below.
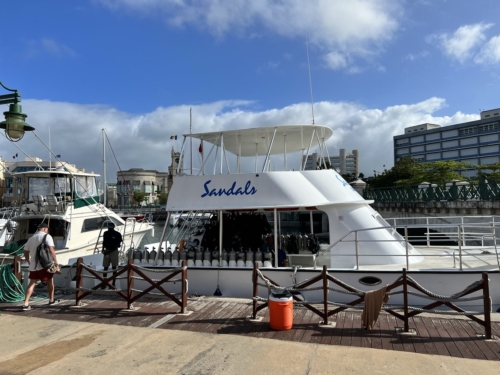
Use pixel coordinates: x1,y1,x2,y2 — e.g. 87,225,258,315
0,168,154,268
76,124,500,311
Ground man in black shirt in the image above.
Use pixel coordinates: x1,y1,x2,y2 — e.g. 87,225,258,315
102,222,122,288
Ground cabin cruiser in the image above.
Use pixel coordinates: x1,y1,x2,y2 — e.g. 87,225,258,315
70,125,500,310
0,168,154,267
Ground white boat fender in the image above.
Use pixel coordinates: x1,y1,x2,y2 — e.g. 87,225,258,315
172,250,180,262
179,251,188,261
195,249,203,262
221,248,228,263
228,249,236,262
255,249,263,262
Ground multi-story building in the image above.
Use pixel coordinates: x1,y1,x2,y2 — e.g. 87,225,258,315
116,148,181,207
303,149,359,176
393,108,500,177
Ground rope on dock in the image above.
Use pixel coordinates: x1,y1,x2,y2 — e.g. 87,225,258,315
0,263,24,303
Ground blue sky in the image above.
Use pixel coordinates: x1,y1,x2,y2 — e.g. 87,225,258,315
1,0,500,180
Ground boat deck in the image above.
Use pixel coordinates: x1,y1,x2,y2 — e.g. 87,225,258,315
289,246,500,271
1,291,499,361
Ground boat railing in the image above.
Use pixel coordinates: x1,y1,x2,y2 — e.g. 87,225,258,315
314,221,500,271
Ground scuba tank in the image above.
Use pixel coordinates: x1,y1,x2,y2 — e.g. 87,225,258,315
236,248,245,267
211,248,219,267
142,249,150,264
228,249,236,267
203,247,212,266
149,247,157,265
171,248,180,266
245,248,254,267
157,249,165,266
195,248,203,266
221,248,228,267
133,249,142,264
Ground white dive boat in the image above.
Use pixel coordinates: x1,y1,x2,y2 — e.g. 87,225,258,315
0,168,154,268
78,124,500,311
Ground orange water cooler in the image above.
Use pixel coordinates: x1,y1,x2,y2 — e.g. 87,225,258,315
269,290,293,330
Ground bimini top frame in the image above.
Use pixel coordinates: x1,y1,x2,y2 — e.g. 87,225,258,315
176,125,334,175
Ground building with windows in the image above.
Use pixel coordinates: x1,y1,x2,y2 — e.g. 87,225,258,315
0,157,85,207
303,149,359,176
393,108,500,177
115,148,182,207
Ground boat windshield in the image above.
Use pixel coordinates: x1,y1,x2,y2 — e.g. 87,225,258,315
29,177,71,199
75,176,98,198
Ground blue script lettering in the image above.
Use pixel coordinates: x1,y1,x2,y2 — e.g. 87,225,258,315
201,180,257,198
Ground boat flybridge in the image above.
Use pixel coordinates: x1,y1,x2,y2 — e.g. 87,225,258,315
158,124,423,269
0,168,154,267
128,124,500,310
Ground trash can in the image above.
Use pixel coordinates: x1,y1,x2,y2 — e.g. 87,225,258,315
269,289,293,330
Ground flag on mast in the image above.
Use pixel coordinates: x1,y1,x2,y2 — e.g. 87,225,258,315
198,142,203,153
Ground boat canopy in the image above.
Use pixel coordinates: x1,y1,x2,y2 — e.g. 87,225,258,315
185,125,333,157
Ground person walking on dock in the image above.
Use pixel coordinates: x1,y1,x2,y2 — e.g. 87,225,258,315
22,223,59,310
102,222,122,288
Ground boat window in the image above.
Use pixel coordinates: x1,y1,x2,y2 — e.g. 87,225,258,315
29,178,51,198
28,219,67,237
82,216,123,232
82,217,106,232
54,177,71,196
75,176,98,198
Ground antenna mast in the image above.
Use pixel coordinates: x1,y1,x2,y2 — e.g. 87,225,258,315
102,128,107,207
306,35,315,125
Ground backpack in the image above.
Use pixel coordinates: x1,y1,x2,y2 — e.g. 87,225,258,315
35,234,54,269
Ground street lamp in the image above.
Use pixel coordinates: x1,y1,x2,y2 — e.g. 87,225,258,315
0,81,35,142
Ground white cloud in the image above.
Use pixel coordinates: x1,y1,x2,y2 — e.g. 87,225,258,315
475,35,500,64
429,23,492,63
24,38,76,59
324,51,349,70
97,0,402,71
1,97,479,179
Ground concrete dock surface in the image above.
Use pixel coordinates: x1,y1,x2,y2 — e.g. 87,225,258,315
0,313,498,375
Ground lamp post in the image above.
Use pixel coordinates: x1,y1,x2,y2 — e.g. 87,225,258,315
0,81,35,142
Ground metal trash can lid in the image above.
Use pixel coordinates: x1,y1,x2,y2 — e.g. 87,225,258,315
270,289,292,299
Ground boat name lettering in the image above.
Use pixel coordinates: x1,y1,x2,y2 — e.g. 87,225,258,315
201,180,257,198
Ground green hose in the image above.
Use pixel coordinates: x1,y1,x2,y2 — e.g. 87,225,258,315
0,263,25,303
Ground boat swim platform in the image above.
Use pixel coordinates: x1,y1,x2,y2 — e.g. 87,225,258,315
1,292,499,362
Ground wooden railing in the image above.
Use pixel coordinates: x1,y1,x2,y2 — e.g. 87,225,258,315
252,264,493,339
75,258,187,313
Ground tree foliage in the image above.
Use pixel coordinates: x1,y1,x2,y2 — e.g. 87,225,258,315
132,190,146,205
367,157,472,188
157,192,168,205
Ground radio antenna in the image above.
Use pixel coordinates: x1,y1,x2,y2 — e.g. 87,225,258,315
306,34,315,125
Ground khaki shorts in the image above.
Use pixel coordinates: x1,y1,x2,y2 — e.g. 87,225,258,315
103,249,119,268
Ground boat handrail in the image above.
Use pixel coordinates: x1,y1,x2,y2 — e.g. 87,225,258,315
314,221,500,270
